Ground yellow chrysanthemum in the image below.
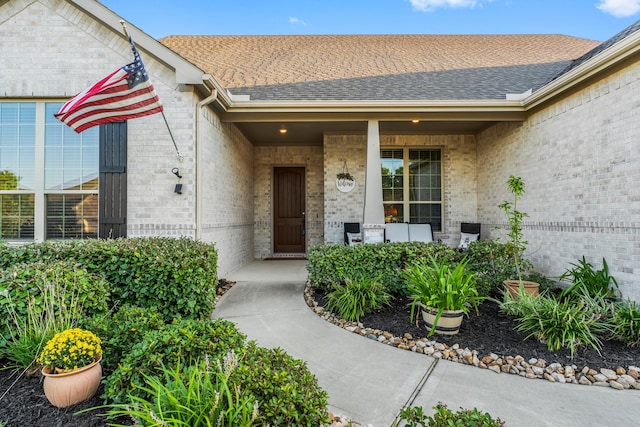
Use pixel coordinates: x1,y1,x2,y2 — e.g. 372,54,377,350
37,328,102,372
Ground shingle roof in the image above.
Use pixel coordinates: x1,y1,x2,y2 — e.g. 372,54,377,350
545,20,640,86
160,34,600,101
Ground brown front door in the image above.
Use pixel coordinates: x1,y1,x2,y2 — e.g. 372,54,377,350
273,167,305,253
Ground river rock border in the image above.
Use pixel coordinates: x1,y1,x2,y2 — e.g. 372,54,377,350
304,284,640,392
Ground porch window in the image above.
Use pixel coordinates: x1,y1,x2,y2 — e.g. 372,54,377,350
0,102,99,241
381,148,442,231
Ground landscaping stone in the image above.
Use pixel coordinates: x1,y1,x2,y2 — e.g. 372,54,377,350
609,381,625,390
305,283,640,393
600,368,618,380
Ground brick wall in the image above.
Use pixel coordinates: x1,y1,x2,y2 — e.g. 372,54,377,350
323,133,478,246
197,107,254,277
2,0,256,278
253,145,324,259
477,62,640,300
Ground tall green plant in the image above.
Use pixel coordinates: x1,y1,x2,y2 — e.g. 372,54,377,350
500,290,612,357
610,299,640,346
559,257,619,299
403,256,484,336
103,354,259,427
325,275,392,322
498,175,528,281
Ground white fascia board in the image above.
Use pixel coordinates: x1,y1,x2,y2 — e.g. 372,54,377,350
221,99,527,123
523,30,640,109
225,99,525,114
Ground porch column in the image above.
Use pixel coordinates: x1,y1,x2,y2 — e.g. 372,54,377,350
363,120,385,243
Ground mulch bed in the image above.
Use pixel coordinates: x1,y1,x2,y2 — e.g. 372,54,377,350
0,280,239,427
0,368,129,427
331,291,639,372
2,282,638,427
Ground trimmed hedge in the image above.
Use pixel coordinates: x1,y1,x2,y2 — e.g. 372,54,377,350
230,342,331,426
79,304,166,373
0,237,218,321
307,242,460,294
103,318,247,404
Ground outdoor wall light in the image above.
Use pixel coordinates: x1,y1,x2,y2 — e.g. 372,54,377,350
279,127,287,134
174,183,183,195
171,167,182,178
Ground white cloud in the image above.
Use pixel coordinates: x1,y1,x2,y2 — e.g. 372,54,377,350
289,17,307,26
597,0,640,17
409,0,488,12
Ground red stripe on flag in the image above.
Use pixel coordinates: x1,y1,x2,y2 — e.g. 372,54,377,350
56,67,163,133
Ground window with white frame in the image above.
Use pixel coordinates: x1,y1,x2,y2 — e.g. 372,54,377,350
381,148,442,231
0,102,99,241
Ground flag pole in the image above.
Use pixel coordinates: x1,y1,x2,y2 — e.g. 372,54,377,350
119,20,184,162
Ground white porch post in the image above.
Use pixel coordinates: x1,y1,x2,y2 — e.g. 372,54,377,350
363,120,385,243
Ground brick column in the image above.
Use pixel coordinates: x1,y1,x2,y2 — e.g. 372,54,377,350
363,120,385,243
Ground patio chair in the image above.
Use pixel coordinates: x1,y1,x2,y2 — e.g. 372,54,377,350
459,222,481,249
408,223,434,243
385,223,409,242
344,222,362,245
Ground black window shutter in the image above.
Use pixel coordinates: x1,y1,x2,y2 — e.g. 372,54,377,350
99,122,127,239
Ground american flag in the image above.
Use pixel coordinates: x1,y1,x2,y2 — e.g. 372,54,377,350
55,35,163,133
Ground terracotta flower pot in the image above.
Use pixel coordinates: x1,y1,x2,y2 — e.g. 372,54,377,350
42,356,102,408
503,280,540,298
422,307,464,335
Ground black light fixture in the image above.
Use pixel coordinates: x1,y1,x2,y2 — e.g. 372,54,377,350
172,167,182,194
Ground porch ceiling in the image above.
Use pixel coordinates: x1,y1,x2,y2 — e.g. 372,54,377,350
236,120,502,146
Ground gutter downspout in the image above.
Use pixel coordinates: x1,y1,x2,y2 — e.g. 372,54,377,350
195,88,218,241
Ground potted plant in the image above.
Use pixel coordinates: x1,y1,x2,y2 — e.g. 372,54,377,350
37,328,103,408
403,255,485,335
498,175,539,297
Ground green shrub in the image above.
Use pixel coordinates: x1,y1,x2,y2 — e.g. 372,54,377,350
103,318,247,404
464,239,535,297
308,242,460,295
500,290,612,357
0,261,110,370
79,304,165,373
325,274,392,321
394,403,505,427
230,342,330,427
105,355,259,426
610,299,640,346
559,256,619,299
0,237,218,321
0,260,110,325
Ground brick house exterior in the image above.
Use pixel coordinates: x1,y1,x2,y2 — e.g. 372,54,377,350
1,0,639,300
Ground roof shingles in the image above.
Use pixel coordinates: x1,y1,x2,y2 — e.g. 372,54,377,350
160,34,600,100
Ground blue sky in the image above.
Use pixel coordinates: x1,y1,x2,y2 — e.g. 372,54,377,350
100,0,640,42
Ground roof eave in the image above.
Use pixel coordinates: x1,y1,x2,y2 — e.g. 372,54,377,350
221,99,527,122
523,29,640,110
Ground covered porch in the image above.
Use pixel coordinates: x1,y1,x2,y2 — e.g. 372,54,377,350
220,102,527,258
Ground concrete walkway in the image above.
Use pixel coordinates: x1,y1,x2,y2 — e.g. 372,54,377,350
214,260,640,427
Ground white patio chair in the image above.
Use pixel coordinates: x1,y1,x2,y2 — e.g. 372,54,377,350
409,223,434,243
385,223,409,242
